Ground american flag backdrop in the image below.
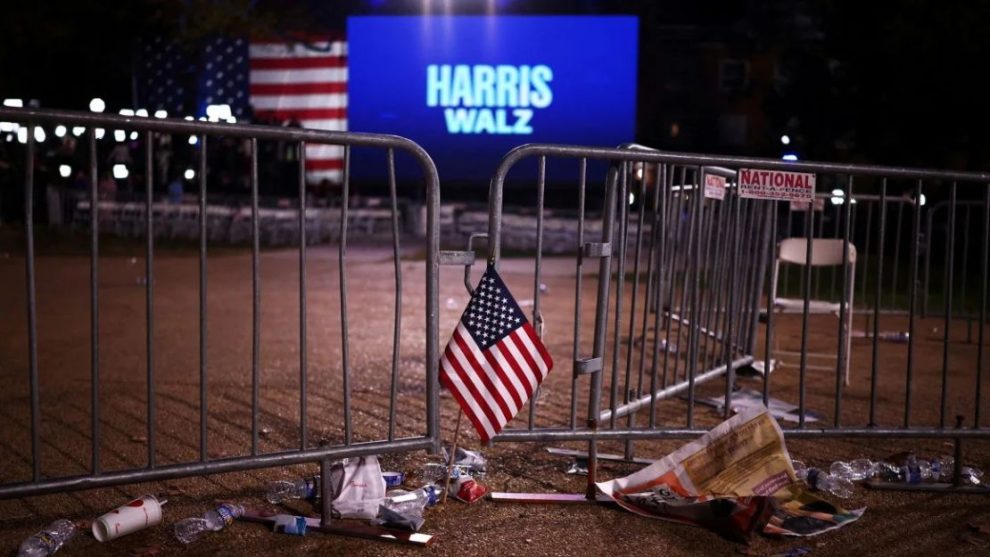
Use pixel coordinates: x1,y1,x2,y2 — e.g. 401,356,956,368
139,36,347,184
248,39,347,184
439,265,554,444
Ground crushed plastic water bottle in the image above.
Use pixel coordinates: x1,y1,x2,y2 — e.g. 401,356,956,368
964,465,984,485
173,503,244,545
829,458,878,481
421,462,458,484
382,485,439,516
265,475,320,504
792,460,854,498
864,453,970,484
17,520,76,557
442,446,488,479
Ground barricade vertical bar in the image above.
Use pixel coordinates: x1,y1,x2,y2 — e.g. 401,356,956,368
783,209,794,298
299,143,308,450
940,183,957,428
199,134,208,462
905,180,923,427
798,194,815,428
747,203,772,355
713,192,737,373
686,167,704,427
570,158,586,430
835,176,853,424
722,190,740,411
860,202,873,328
696,175,716,374
340,146,352,445
734,199,755,351
320,459,332,527
671,167,690,385
251,138,261,456
89,128,100,474
387,148,401,441
961,206,971,336
586,163,619,499
732,198,752,353
869,180,888,426
24,133,40,481
977,183,988,428
754,203,773,351
892,201,905,309
624,163,650,457
814,204,826,300
623,164,647,429
531,156,547,428
608,162,629,429
761,200,775,407
145,132,156,468
923,207,933,318
660,167,680,388
738,200,758,351
647,163,666,428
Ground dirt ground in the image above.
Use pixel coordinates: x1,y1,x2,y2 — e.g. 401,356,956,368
0,241,988,556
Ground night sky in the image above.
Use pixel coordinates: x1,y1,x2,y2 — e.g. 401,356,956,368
3,0,990,170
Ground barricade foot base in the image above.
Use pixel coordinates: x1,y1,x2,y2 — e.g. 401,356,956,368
239,508,435,546
488,492,615,504
864,480,989,494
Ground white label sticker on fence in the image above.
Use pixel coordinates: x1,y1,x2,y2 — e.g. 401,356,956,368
704,174,726,200
738,169,815,201
789,197,825,211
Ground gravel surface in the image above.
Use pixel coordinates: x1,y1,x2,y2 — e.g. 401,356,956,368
0,244,987,556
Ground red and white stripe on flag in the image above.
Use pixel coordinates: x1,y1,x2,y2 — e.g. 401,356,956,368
248,40,347,184
439,266,553,444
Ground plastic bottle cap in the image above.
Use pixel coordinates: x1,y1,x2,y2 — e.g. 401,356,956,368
382,471,405,488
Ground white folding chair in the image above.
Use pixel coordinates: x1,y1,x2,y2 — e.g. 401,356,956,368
769,238,857,385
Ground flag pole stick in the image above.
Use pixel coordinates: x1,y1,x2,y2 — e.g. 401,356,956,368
441,409,463,505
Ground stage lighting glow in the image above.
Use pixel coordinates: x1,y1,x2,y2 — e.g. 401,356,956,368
55,125,67,137
782,154,798,161
33,127,45,142
136,109,149,117
184,169,196,180
89,98,106,113
59,164,72,178
130,131,139,140
95,128,106,140
114,130,126,142
206,104,233,122
781,135,790,145
72,126,85,136
3,98,24,107
154,110,168,119
119,109,135,117
188,135,198,145
112,164,129,179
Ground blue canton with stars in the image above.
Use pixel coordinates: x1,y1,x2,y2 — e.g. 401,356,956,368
196,37,250,119
462,265,528,350
137,36,249,120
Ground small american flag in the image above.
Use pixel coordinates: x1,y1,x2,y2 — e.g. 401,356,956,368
249,39,347,184
440,265,553,444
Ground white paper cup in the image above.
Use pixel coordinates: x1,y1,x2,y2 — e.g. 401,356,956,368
92,494,164,542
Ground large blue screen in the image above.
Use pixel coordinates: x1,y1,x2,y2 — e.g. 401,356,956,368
347,16,638,181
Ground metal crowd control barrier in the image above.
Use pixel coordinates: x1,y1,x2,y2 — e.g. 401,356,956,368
482,143,990,498
0,108,441,518
778,192,987,329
